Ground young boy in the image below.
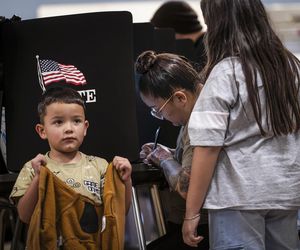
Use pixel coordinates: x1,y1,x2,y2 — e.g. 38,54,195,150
9,87,132,239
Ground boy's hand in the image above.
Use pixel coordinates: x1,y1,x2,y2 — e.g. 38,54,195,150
31,154,47,176
112,156,132,183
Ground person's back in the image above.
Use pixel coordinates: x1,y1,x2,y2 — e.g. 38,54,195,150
191,56,300,208
183,0,300,249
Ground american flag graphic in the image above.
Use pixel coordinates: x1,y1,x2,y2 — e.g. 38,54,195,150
39,59,87,86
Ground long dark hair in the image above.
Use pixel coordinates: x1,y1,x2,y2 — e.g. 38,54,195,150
201,0,300,136
135,50,201,99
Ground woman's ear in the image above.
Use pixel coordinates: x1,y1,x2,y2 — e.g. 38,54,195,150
173,91,187,105
35,124,47,140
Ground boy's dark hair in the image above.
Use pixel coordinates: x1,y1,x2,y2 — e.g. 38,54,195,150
37,87,86,123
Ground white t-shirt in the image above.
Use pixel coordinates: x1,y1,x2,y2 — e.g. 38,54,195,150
189,57,300,210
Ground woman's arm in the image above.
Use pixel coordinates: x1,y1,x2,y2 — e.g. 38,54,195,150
146,143,194,199
160,159,189,199
182,146,221,247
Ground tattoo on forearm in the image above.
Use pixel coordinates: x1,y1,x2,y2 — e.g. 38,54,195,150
163,165,180,189
161,160,191,195
178,166,191,193
178,172,190,193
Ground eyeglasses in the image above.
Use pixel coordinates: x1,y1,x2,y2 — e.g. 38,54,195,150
150,89,184,120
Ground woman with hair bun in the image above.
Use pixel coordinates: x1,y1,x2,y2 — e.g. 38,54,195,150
135,50,209,250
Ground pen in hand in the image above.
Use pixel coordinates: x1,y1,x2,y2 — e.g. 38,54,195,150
153,126,161,150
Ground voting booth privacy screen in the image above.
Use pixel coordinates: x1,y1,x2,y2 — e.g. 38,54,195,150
133,23,181,149
1,11,139,172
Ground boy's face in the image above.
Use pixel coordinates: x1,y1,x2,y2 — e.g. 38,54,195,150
35,102,89,155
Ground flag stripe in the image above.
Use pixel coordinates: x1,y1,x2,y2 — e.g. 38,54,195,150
42,71,63,77
43,75,65,81
39,59,87,86
61,71,85,77
65,80,86,86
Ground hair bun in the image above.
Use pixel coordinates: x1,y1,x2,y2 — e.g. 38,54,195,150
135,50,157,74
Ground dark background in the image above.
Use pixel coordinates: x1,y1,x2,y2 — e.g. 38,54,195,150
1,11,140,172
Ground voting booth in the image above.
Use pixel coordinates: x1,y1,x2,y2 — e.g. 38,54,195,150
1,11,139,172
0,10,198,250
133,23,181,150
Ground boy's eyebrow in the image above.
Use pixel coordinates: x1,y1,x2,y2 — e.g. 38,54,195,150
50,115,84,119
49,115,63,120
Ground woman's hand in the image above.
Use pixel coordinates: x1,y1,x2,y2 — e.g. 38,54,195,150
140,143,155,160
146,144,173,166
182,215,203,247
